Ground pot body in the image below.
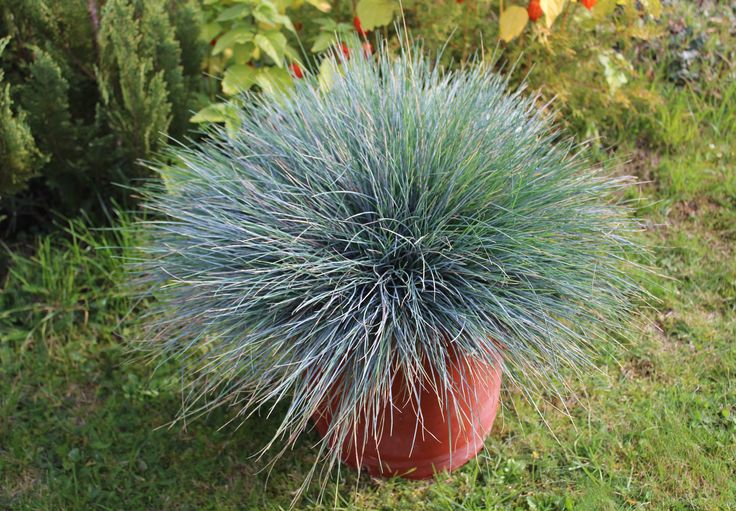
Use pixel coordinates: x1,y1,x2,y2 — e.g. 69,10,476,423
313,353,502,480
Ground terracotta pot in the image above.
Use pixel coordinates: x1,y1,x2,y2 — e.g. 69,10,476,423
313,351,502,479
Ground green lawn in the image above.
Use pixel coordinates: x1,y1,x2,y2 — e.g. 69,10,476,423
2,22,735,511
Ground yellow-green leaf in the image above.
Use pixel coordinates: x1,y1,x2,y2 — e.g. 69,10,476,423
255,67,292,96
272,14,296,33
318,57,338,92
190,103,239,124
284,44,301,62
356,0,396,31
231,42,256,65
222,64,257,95
255,31,287,66
592,0,617,19
311,32,334,53
499,6,528,43
540,0,564,28
200,22,222,43
305,0,331,12
213,27,254,55
641,0,661,18
253,2,292,29
191,102,241,135
217,4,250,22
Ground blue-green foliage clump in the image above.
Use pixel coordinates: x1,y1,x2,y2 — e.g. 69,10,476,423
136,43,641,483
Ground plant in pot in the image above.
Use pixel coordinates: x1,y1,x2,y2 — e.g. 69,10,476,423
134,40,642,494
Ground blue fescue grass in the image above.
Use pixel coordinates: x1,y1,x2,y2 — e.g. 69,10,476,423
132,40,645,495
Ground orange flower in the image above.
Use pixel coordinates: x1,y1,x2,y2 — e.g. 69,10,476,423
353,16,366,37
289,62,304,79
528,0,543,22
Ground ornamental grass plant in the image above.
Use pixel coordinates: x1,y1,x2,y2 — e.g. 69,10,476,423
133,39,644,495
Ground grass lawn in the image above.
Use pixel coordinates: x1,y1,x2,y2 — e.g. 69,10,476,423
2,15,735,511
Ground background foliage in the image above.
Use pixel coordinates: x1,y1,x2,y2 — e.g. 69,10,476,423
1,0,735,509
1,0,716,232
189,0,680,152
0,0,204,231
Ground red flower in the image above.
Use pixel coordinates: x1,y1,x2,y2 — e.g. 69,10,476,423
353,16,366,37
527,0,543,22
289,62,304,79
340,42,350,60
581,0,597,9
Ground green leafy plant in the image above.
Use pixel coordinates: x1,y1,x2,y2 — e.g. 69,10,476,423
307,0,396,54
336,0,665,146
191,0,401,130
493,0,662,44
134,40,643,497
496,0,665,144
192,0,333,127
